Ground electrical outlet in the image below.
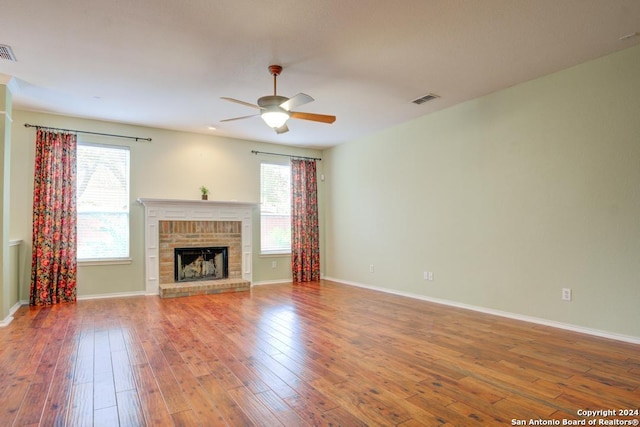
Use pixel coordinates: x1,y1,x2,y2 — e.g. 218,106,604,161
562,288,572,301
271,261,277,269
428,272,434,281
369,264,374,273
423,271,429,280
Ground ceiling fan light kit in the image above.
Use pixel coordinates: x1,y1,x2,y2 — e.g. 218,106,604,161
221,65,336,134
261,109,290,129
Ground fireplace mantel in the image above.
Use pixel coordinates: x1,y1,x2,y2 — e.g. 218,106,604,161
137,198,258,295
137,198,257,209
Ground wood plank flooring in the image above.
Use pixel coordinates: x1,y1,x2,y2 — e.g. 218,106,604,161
1,280,638,426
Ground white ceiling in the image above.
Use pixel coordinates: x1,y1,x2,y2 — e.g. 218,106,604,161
1,0,639,149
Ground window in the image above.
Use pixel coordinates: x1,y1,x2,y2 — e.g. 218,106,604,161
76,143,130,261
260,162,291,254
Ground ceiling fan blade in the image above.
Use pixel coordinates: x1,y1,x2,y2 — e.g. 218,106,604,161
221,97,262,110
220,114,259,122
290,111,336,124
280,93,314,111
275,123,289,134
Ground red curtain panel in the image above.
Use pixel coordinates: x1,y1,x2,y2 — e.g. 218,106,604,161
30,129,78,306
291,159,320,282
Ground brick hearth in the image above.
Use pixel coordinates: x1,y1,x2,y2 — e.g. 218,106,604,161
159,278,250,298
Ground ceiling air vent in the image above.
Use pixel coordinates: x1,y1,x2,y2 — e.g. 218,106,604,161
412,93,439,105
0,45,17,62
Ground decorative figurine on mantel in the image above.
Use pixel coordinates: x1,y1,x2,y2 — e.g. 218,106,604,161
200,185,209,200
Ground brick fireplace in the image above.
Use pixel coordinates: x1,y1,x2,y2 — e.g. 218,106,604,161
159,220,240,284
137,198,256,296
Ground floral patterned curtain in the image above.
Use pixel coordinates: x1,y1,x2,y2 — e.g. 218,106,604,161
291,159,320,282
30,129,78,306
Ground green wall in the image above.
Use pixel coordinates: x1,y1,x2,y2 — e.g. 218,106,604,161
9,111,322,300
323,45,640,339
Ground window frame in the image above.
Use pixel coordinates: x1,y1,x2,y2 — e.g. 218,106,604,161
259,160,292,256
76,141,132,265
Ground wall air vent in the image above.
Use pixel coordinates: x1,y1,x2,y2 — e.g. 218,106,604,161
0,45,17,62
412,93,439,105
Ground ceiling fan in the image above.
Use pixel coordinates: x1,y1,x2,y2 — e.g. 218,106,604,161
220,65,336,134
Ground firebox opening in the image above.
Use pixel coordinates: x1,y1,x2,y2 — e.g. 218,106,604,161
174,246,228,282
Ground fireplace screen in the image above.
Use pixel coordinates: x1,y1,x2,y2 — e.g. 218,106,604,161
174,247,228,282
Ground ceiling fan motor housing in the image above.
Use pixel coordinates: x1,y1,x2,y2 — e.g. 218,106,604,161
258,95,289,108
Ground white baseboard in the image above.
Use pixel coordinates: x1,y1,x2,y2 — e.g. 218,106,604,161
0,316,13,327
0,301,25,327
251,272,329,287
251,279,293,287
323,276,640,345
77,291,147,301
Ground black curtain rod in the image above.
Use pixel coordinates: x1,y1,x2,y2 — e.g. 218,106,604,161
24,123,152,142
251,150,321,161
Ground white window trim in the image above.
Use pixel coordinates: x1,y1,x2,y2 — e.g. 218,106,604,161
77,141,131,261
260,160,292,255
260,250,291,256
79,258,132,266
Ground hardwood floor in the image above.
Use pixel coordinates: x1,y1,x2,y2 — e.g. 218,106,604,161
1,280,638,426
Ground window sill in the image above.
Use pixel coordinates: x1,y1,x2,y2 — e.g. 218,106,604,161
78,258,132,266
260,252,291,257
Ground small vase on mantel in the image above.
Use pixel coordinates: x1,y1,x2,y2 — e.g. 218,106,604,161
202,194,208,200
